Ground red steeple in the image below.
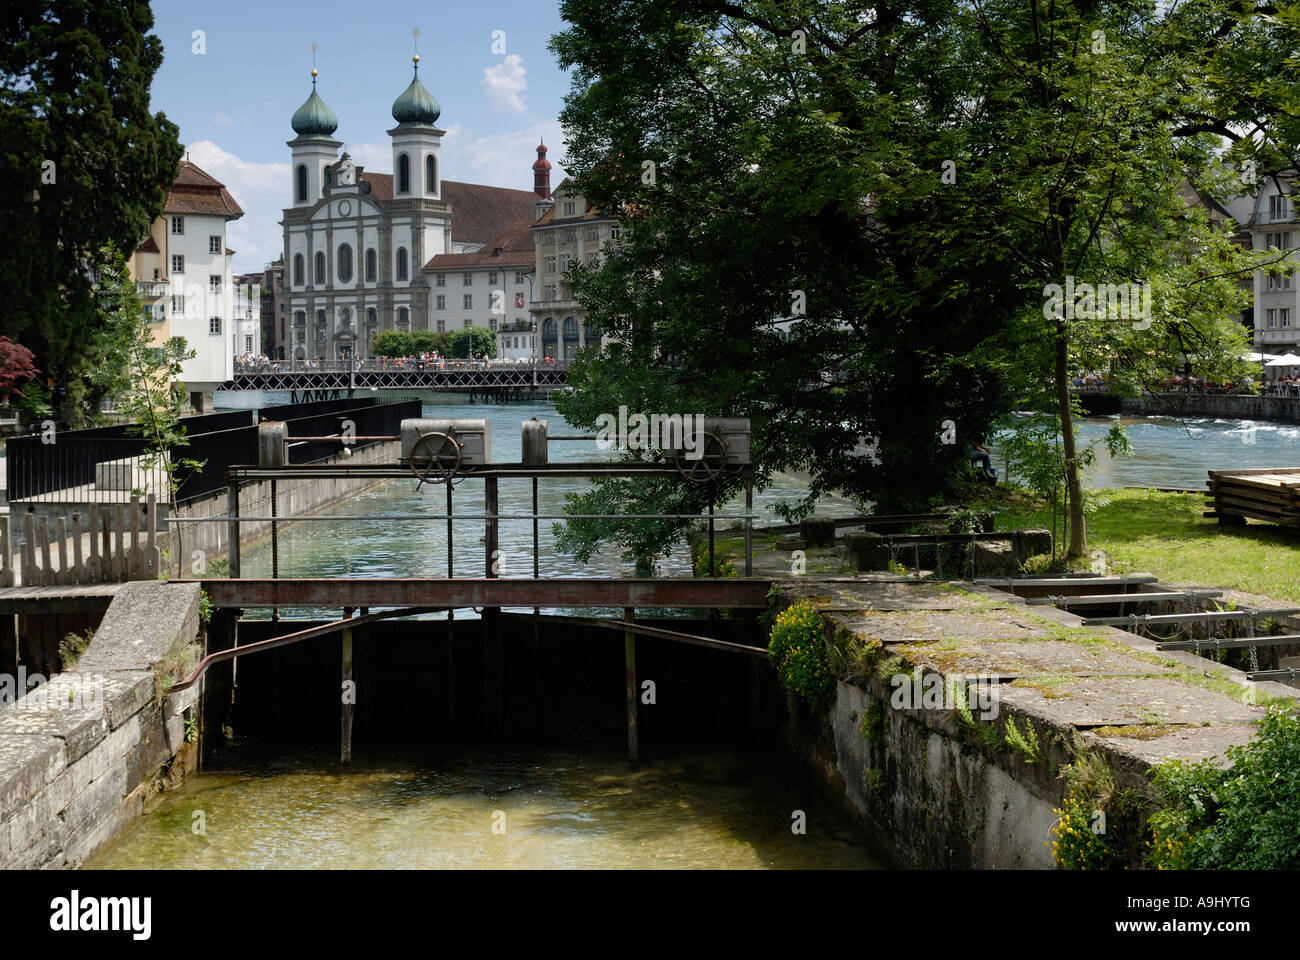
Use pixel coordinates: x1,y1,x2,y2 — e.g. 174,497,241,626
532,139,552,199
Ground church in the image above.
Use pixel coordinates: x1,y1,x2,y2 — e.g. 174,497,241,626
280,56,548,360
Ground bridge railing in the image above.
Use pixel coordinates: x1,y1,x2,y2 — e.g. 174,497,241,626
233,358,572,375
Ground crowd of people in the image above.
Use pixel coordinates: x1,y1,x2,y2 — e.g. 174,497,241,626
232,353,565,374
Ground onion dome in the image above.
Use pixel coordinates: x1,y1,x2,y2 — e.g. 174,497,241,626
391,55,441,126
291,70,338,137
532,140,551,172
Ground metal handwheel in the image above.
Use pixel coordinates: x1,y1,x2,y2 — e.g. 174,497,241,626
408,430,462,484
674,431,727,483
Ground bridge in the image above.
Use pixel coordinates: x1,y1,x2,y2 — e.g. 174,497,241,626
219,359,571,402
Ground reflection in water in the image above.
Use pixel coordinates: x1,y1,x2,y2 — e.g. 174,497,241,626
86,748,884,870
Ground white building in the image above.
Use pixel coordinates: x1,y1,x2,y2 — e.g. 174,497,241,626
279,61,543,360
232,273,262,357
1224,175,1299,361
130,160,243,409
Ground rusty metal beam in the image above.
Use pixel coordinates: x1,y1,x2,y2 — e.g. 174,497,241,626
192,577,772,610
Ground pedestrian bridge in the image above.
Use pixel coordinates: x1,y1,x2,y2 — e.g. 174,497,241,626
219,359,570,402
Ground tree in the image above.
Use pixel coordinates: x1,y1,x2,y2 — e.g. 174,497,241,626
0,1,182,424
549,0,1279,567
447,327,497,359
90,246,204,506
372,330,416,358
0,336,38,412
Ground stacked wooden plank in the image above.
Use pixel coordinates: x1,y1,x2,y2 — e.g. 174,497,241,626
1205,468,1300,527
0,494,161,587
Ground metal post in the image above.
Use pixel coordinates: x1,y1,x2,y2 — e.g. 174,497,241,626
226,478,240,579
446,482,455,725
532,477,540,579
624,606,639,770
341,609,354,766
270,478,279,621
484,477,502,737
744,478,753,577
708,498,715,577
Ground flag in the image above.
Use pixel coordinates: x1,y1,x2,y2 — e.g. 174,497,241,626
515,293,525,308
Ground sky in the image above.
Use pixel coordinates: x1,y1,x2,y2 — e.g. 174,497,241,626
148,0,574,272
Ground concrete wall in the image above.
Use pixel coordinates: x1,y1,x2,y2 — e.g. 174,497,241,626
165,439,398,575
0,581,202,868
1118,393,1300,424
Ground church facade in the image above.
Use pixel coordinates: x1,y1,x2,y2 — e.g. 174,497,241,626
280,58,541,360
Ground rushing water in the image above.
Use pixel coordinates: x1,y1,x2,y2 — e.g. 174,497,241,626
86,747,883,869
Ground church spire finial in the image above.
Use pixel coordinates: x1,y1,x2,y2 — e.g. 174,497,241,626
311,41,318,86
412,27,420,73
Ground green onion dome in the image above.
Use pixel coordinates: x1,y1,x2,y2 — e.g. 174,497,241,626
391,56,441,126
291,71,338,137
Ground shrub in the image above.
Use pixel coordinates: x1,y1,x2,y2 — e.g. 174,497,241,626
692,541,737,578
768,600,835,714
1148,706,1300,869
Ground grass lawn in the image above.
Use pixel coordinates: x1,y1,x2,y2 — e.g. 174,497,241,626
976,487,1300,604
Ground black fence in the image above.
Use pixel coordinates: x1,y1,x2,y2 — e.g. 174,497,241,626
6,398,422,505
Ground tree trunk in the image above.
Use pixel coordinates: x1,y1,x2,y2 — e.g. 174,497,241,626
1054,322,1087,560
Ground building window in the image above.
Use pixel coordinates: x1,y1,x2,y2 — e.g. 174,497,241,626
489,318,497,332
463,294,473,309
296,164,308,203
365,248,376,282
1268,309,1277,328
171,216,184,235
426,154,436,193
314,251,326,284
437,320,445,333
209,275,221,294
209,236,221,255
464,319,472,330
542,232,554,246
563,201,575,216
294,310,305,326
488,271,497,286
398,153,410,194
397,307,409,328
545,256,556,274
245,335,254,352
559,253,570,272
209,317,221,335
586,226,598,241
294,254,304,286
515,271,526,284
171,294,183,313
172,255,184,274
544,284,556,300
436,273,446,287
463,272,473,286
610,226,620,240
436,295,446,310
337,243,353,283
1270,194,1292,222
1284,308,1292,328
396,248,408,282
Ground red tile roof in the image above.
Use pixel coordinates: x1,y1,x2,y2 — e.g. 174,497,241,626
359,173,538,245
423,220,535,271
163,160,244,219
138,236,160,253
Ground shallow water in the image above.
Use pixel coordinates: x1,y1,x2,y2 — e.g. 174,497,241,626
86,747,884,870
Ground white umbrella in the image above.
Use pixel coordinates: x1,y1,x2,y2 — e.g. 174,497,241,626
1242,352,1278,362
1265,353,1300,366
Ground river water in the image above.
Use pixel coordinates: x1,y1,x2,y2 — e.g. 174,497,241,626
89,391,878,870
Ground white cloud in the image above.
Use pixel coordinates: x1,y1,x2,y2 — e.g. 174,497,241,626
210,113,233,128
185,140,289,273
441,119,568,191
348,141,389,173
481,54,527,114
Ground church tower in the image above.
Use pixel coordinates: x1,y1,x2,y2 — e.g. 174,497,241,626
389,54,443,201
533,139,553,221
287,69,341,207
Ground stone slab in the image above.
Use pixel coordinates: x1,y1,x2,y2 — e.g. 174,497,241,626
1087,722,1260,768
826,607,1081,645
998,676,1262,727
778,579,1012,612
76,580,201,673
0,734,64,822
893,639,1183,679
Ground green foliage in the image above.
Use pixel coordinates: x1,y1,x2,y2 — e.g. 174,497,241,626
446,326,497,359
90,248,205,503
184,716,198,744
691,540,736,578
859,701,887,743
198,591,213,626
0,2,182,423
767,600,835,715
1003,717,1042,763
58,628,95,671
1049,741,1148,870
1019,553,1064,577
1148,707,1300,869
371,329,451,358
